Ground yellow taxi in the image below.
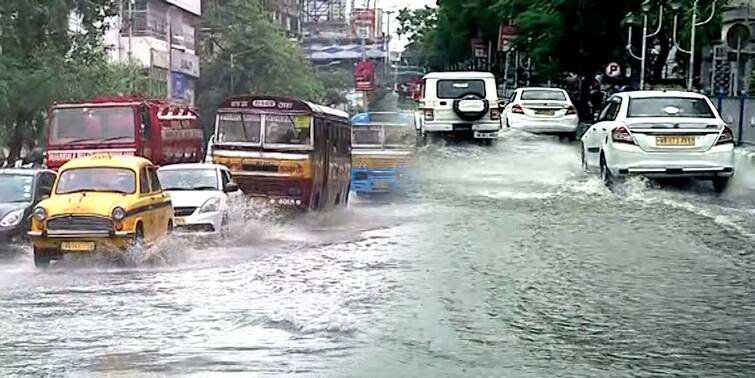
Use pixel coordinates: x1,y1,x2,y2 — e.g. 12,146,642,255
28,155,174,267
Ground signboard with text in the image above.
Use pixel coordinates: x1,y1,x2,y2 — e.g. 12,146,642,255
170,50,200,78
354,60,376,91
498,24,520,52
351,8,376,39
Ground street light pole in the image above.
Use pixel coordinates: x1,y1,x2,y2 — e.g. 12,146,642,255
230,53,235,94
640,13,648,91
672,0,717,91
625,3,663,90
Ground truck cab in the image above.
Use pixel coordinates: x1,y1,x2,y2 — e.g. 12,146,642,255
45,96,204,169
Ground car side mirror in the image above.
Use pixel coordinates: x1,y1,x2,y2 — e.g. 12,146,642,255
224,182,240,193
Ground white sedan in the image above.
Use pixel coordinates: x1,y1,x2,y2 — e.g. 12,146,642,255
157,163,243,236
580,91,734,192
502,87,579,138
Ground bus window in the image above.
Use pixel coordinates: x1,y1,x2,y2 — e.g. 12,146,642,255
217,113,261,144
265,114,312,146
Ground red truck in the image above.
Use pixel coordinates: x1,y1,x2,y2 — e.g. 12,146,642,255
45,96,204,169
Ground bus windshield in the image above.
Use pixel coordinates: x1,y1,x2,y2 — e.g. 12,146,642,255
216,113,311,146
353,125,416,148
50,106,135,145
216,113,262,144
264,114,312,146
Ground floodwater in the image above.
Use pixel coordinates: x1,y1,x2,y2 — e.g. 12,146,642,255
2,130,755,377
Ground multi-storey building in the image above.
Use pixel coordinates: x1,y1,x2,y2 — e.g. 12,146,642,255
105,0,201,104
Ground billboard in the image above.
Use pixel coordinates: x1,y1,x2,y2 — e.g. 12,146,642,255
354,60,376,91
352,8,376,39
165,0,201,16
171,50,200,78
498,24,521,52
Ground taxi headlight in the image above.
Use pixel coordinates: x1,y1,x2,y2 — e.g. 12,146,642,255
33,207,47,222
199,197,220,213
0,209,25,227
112,207,126,221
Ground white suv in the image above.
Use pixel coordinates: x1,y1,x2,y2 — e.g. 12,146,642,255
418,72,501,142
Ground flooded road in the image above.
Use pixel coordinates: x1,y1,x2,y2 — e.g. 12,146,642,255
2,131,755,377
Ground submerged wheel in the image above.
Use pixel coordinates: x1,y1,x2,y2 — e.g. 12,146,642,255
33,247,53,268
713,177,730,193
580,143,588,173
600,155,614,188
131,224,145,248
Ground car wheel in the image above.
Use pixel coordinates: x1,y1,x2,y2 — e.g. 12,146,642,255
600,155,614,188
713,177,730,193
220,214,230,237
34,247,53,268
580,144,589,173
131,223,145,249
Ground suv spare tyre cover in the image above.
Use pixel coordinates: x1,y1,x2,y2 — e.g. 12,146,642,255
453,93,489,122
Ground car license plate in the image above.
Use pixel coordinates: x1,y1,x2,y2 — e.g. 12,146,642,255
375,180,388,189
656,135,695,146
535,109,555,116
174,217,186,226
474,131,498,139
61,241,95,252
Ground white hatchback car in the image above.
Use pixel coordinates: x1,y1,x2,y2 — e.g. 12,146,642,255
157,163,243,235
418,71,501,141
502,87,579,138
580,91,734,192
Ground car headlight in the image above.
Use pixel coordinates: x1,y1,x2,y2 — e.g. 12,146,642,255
33,207,47,222
112,206,126,221
0,209,25,227
199,197,220,213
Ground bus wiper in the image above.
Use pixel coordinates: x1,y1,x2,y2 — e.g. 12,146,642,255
100,136,132,143
66,138,97,144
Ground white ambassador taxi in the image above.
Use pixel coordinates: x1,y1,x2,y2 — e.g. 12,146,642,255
157,163,243,235
580,90,734,192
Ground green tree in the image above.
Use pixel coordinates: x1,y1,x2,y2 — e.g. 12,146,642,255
401,0,726,87
0,0,136,162
198,0,325,133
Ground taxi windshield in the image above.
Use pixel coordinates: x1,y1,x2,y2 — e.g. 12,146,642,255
0,174,34,202
158,169,218,191
50,106,135,145
56,167,136,194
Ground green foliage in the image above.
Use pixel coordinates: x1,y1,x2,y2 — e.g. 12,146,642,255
0,0,155,156
315,68,353,107
197,0,329,133
401,0,726,84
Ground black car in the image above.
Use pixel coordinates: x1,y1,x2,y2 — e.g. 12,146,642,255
0,169,56,242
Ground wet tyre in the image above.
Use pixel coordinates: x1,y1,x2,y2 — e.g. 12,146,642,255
600,156,614,188
713,177,730,193
34,247,53,268
131,224,145,249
